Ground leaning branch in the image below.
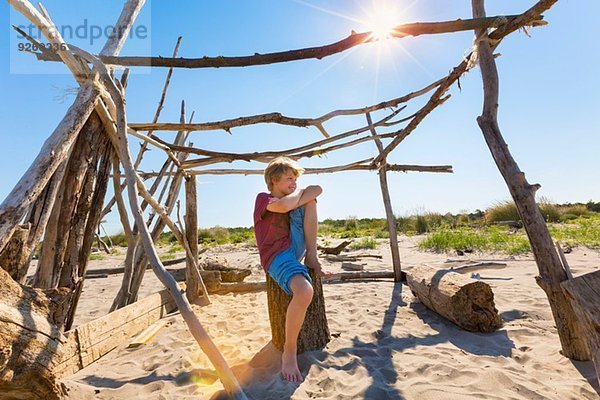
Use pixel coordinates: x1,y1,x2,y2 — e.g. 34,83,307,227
33,14,541,69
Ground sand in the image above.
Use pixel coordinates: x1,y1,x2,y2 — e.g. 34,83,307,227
58,237,599,399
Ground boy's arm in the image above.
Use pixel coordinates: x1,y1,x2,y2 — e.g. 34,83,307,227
266,185,322,214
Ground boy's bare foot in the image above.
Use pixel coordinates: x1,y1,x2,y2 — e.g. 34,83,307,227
282,350,303,382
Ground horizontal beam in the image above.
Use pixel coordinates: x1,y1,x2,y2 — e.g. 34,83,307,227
137,163,453,178
32,15,541,69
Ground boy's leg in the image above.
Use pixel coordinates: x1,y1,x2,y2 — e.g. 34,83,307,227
302,200,322,273
282,274,314,382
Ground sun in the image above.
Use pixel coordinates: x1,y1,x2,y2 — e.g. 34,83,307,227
364,6,399,41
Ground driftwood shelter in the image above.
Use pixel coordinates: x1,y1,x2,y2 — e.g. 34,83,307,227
0,0,598,398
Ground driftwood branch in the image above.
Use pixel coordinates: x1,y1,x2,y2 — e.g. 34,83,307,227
471,0,588,360
177,109,404,167
80,49,245,398
176,162,453,176
373,2,552,165
129,101,411,133
99,0,147,57
0,80,99,253
34,15,541,69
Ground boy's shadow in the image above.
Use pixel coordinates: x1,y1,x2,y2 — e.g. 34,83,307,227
210,282,515,400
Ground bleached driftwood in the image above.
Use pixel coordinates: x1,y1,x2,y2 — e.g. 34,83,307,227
36,15,542,68
85,51,244,398
406,264,502,332
561,270,600,385
0,80,99,253
318,240,353,255
366,111,402,281
471,0,588,359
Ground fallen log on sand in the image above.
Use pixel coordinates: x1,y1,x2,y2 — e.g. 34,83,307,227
406,265,502,332
0,268,71,400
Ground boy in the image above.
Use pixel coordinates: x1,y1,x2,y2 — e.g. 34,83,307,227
253,157,326,382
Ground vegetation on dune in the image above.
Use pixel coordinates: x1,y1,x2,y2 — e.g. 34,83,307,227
98,200,600,256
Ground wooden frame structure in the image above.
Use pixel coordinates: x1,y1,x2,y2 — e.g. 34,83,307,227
0,0,597,397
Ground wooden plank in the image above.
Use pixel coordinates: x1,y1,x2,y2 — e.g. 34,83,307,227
561,270,600,384
55,287,178,377
128,321,167,348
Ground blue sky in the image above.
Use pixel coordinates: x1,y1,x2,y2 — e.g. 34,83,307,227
1,1,598,233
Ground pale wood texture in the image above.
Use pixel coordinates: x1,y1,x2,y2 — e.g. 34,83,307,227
185,174,202,302
0,225,30,283
561,270,600,385
99,0,146,57
0,80,99,253
84,51,245,398
199,256,252,283
267,268,330,353
0,268,71,400
406,265,502,332
366,111,402,282
57,287,177,377
471,0,588,360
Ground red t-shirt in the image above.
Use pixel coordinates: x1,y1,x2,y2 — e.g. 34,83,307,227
253,192,290,272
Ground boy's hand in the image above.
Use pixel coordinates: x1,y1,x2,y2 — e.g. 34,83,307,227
305,254,331,277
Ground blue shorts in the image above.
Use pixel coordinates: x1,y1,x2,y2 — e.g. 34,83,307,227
268,206,313,295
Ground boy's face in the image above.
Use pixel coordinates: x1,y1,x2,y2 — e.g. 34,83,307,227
272,170,297,196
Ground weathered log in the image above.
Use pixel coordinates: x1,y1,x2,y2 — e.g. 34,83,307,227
561,270,600,385
200,256,252,283
324,253,383,262
318,240,353,255
0,268,71,400
267,267,330,353
0,224,30,283
406,265,502,332
471,0,588,359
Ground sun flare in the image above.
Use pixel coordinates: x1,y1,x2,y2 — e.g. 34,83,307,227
365,8,399,41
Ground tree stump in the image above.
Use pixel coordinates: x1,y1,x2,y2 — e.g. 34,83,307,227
267,267,330,353
406,265,502,332
0,268,72,400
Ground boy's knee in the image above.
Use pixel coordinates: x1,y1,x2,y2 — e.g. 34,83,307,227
291,276,313,305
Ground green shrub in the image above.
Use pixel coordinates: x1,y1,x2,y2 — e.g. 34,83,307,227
89,253,105,261
415,215,428,234
108,232,128,247
485,201,520,223
538,200,561,223
349,237,377,250
419,226,531,255
167,244,183,253
560,205,588,220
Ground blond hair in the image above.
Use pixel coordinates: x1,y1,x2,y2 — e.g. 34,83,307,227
264,157,304,191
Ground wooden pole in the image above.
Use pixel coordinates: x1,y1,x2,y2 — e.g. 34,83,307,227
91,53,246,399
366,112,402,282
471,0,589,360
185,174,202,303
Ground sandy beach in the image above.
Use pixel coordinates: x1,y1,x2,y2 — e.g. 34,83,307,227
58,236,599,399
